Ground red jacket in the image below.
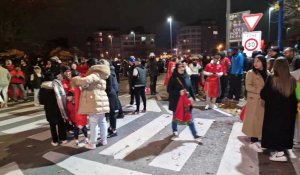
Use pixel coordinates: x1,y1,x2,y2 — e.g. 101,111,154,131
10,70,25,84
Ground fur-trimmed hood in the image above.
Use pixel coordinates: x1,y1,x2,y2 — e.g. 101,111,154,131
86,64,110,79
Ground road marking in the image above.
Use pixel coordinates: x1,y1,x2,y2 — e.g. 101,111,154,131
149,118,214,171
0,162,24,175
216,122,259,175
162,105,172,114
2,119,48,134
213,108,232,117
28,130,51,141
0,106,42,118
43,151,151,175
0,112,44,127
100,114,172,159
122,99,161,113
0,102,34,111
288,149,300,175
117,113,146,129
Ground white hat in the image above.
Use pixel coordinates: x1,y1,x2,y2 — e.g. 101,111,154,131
149,52,155,57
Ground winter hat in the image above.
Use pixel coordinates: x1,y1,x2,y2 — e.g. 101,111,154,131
87,58,98,68
227,49,233,53
270,46,280,53
135,58,141,62
129,56,135,63
61,65,71,73
149,52,155,57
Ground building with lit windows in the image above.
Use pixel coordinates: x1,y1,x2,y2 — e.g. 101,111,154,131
176,21,220,55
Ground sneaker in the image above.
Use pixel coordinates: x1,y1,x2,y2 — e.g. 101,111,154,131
194,135,202,142
97,140,108,146
85,143,96,150
51,142,58,146
269,151,287,162
61,140,68,144
171,132,179,140
107,130,118,138
204,105,210,110
75,140,80,146
211,104,218,109
249,142,263,153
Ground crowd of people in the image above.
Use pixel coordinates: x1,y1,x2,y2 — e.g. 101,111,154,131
1,45,300,161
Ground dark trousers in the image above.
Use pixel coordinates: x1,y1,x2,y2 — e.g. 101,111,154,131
150,75,158,94
109,110,117,130
134,86,146,111
191,74,199,94
228,74,242,101
49,120,67,143
219,75,229,100
129,84,135,105
74,126,88,140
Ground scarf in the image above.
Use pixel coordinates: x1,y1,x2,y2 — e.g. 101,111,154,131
53,79,68,121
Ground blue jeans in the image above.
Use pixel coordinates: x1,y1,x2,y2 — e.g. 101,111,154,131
172,113,198,137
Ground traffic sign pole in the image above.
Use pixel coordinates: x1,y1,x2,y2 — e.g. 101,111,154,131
278,0,284,50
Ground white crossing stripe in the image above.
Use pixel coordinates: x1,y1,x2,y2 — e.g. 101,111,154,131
28,130,51,141
100,114,172,159
117,112,145,129
2,119,48,134
0,102,34,111
149,118,214,171
212,108,232,117
216,122,259,175
0,106,42,118
0,112,44,127
43,151,151,175
122,99,161,112
288,149,300,175
0,162,24,175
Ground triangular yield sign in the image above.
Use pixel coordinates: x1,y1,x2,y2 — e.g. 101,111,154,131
242,13,263,31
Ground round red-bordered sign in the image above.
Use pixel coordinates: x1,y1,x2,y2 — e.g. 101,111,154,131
244,38,258,51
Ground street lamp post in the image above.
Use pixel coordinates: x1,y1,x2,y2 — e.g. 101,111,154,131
167,17,173,52
130,31,136,45
268,7,275,43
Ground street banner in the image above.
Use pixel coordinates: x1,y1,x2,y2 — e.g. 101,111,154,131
229,11,250,43
242,31,262,57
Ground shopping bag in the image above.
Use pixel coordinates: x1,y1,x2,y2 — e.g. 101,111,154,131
174,91,192,124
240,105,246,121
145,87,150,95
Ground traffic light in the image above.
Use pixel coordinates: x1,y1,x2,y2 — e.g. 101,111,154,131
274,1,280,11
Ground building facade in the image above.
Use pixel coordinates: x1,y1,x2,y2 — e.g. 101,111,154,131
176,24,219,55
121,33,156,58
86,29,156,59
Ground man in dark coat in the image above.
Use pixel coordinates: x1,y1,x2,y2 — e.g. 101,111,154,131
127,56,136,105
284,47,300,71
147,52,159,95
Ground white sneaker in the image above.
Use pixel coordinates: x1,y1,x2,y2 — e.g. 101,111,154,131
204,105,210,110
249,142,263,153
51,142,58,146
269,151,287,162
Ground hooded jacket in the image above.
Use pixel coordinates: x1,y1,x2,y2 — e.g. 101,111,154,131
71,64,110,115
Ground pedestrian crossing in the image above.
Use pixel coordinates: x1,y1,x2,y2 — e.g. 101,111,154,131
1,101,300,175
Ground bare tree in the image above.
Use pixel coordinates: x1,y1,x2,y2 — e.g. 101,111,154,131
284,0,300,26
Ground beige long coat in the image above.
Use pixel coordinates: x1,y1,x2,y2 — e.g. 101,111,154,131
242,70,265,138
71,64,110,115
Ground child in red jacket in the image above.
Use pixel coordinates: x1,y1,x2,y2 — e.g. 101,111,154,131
66,90,88,146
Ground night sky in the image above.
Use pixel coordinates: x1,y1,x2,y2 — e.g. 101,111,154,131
25,0,274,49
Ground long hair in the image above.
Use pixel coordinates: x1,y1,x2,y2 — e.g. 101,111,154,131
272,57,296,97
252,54,267,74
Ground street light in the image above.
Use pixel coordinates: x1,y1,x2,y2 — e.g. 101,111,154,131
167,17,173,51
130,31,136,45
108,35,113,46
217,44,224,52
268,7,275,42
